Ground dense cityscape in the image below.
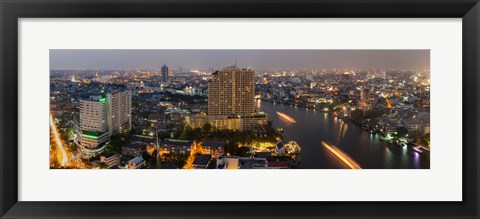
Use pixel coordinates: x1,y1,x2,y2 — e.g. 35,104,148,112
50,50,430,169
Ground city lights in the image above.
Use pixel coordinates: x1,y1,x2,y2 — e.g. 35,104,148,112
49,50,430,169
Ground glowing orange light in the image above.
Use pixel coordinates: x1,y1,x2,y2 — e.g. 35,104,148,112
385,99,393,108
321,141,361,169
50,113,68,166
276,111,297,123
381,93,393,108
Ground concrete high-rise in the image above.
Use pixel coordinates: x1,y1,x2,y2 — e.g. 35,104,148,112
107,90,132,135
78,95,109,148
187,65,267,131
161,64,169,82
77,90,131,158
208,66,255,116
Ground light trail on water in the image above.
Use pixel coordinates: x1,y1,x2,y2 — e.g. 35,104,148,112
276,111,297,123
321,141,362,169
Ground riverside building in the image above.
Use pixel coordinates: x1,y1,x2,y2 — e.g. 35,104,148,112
187,65,267,131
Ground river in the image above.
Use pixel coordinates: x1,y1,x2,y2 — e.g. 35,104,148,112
257,100,430,169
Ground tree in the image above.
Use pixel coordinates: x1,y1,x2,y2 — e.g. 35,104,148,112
98,163,108,169
179,125,193,140
234,146,250,157
421,133,430,148
142,151,155,167
364,109,385,119
158,131,171,140
395,127,409,138
350,109,364,122
225,142,236,154
68,142,78,153
411,130,423,142
104,134,125,154
202,123,213,133
177,153,189,168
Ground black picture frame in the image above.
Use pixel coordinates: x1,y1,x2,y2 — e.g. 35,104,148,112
1,0,479,218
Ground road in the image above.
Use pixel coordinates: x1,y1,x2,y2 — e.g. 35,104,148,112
50,113,68,166
183,143,203,169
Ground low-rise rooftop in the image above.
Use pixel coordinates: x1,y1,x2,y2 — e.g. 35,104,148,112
129,157,144,164
162,139,194,147
202,141,226,147
193,154,212,166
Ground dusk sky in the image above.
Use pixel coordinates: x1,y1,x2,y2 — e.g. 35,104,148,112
50,50,430,70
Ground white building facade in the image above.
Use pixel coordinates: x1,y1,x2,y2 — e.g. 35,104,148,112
77,91,132,158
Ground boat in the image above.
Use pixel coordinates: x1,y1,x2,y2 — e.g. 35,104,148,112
420,146,430,152
285,141,302,154
285,141,301,164
413,146,423,153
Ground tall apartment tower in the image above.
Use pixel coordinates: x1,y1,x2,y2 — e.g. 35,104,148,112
77,90,131,158
208,66,255,116
187,65,266,131
78,95,110,157
107,90,132,135
341,72,352,83
161,64,169,82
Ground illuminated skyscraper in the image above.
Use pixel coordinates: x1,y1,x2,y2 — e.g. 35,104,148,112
187,65,266,131
77,90,131,158
78,95,110,157
161,64,169,82
107,90,132,135
359,89,371,110
208,66,255,116
341,72,352,83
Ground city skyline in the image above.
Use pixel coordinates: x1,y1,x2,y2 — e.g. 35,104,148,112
50,50,430,70
50,50,430,169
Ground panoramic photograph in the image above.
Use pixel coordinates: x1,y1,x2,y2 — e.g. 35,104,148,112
49,50,430,169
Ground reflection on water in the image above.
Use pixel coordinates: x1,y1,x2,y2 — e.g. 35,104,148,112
258,100,430,169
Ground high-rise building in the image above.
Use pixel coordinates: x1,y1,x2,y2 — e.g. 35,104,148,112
381,69,387,80
77,90,131,158
107,90,132,135
161,64,169,82
78,95,110,157
341,72,352,83
208,66,255,116
187,66,267,131
359,89,370,110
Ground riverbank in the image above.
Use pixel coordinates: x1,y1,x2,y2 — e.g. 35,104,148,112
258,100,430,169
